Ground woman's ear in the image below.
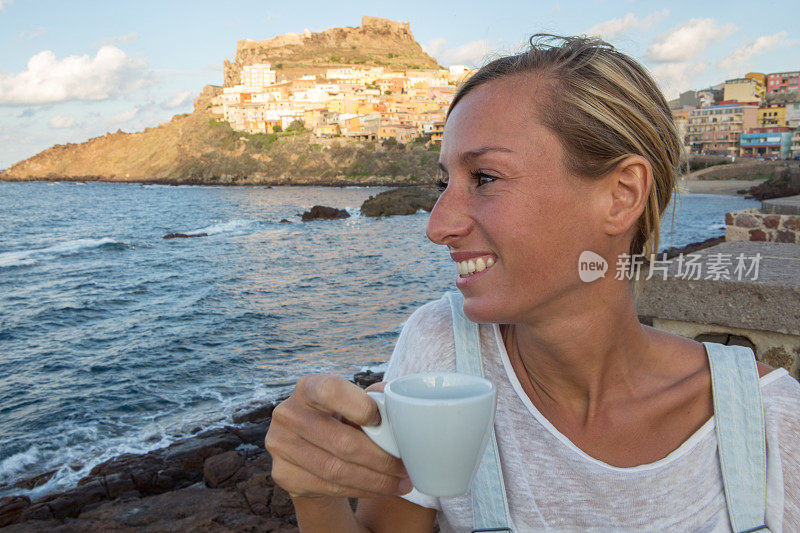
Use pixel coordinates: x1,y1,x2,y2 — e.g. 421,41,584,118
602,155,653,238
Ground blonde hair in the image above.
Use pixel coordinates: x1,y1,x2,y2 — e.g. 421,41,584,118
448,35,681,258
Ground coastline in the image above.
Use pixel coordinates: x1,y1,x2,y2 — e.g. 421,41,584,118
0,371,384,530
0,175,432,188
679,177,766,196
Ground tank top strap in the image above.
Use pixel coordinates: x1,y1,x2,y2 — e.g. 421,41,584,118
445,291,512,532
704,341,770,532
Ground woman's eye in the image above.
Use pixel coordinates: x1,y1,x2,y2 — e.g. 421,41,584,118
472,172,497,187
435,178,448,192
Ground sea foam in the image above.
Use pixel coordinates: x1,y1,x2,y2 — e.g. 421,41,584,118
0,237,122,268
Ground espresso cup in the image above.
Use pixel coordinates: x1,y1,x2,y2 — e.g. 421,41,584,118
361,372,497,497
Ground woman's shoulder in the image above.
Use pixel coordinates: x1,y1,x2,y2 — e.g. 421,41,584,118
386,295,457,378
762,370,800,421
402,295,454,334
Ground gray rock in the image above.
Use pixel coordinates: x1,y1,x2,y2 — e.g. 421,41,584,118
361,187,439,217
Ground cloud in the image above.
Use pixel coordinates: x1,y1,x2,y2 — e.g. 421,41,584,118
424,38,499,67
587,10,669,40
649,61,709,99
718,31,788,72
17,108,36,118
645,18,736,63
422,38,447,58
48,115,76,129
162,90,193,109
0,1,9,10
0,46,149,106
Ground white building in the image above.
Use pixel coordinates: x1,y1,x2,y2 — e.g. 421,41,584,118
241,64,277,88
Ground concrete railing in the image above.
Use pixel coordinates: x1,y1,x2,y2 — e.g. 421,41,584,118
635,241,800,379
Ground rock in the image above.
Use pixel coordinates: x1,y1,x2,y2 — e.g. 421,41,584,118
0,496,30,527
102,472,140,500
232,403,275,424
237,472,274,517
300,205,350,221
231,422,269,445
163,432,242,474
353,370,385,388
269,484,295,519
20,502,53,521
204,451,246,489
163,232,208,239
360,186,439,217
279,219,290,223
13,470,56,490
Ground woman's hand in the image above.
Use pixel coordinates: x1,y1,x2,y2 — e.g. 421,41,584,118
265,374,412,499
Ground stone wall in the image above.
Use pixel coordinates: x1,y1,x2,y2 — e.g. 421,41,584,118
635,241,800,379
725,208,800,243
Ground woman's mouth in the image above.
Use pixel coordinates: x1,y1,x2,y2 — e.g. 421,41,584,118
456,255,495,277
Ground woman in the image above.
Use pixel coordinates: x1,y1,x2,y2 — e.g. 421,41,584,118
265,35,800,531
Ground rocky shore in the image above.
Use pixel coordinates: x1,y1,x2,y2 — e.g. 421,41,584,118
0,371,384,532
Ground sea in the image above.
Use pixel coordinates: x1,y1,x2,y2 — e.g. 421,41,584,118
0,181,759,498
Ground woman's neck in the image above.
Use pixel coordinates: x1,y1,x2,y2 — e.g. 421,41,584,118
502,284,656,427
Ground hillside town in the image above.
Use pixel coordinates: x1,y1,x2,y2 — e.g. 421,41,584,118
209,63,474,146
671,71,800,160
211,59,800,161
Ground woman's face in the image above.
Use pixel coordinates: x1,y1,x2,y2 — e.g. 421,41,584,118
427,74,607,324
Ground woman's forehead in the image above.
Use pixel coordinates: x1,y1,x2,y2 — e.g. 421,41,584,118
443,77,556,157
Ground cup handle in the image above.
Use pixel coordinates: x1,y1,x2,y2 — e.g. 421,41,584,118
361,392,401,458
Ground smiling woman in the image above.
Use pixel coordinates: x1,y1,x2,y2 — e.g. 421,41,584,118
263,35,800,532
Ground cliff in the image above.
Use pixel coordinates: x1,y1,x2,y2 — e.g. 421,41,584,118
224,16,440,85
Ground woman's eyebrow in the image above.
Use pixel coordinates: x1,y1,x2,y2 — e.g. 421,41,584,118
438,146,515,174
460,146,514,162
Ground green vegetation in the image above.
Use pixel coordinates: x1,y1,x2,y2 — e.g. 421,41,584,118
195,119,441,183
272,124,283,133
329,55,341,63
285,119,306,133
688,157,731,172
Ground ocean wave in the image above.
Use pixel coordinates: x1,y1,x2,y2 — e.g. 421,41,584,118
0,446,42,482
185,219,259,236
0,387,293,499
0,238,124,268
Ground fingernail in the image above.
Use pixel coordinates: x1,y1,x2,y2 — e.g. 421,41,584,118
397,477,413,495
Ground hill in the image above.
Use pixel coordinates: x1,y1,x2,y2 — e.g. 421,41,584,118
224,16,440,85
0,17,441,185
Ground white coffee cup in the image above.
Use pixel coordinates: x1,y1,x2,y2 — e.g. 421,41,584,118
361,372,497,497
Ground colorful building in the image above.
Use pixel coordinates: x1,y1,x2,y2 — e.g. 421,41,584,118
767,71,800,94
792,128,800,159
687,102,759,156
723,78,763,103
758,104,787,127
786,103,800,128
740,127,793,159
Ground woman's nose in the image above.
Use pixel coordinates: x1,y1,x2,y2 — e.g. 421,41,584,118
426,185,472,246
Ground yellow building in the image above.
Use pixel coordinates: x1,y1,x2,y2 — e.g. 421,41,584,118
746,72,767,87
758,105,787,127
723,78,764,103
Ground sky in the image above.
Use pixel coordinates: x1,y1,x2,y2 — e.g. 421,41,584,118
1,0,799,170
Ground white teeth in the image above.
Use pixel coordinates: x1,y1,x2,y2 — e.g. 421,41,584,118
455,256,495,277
